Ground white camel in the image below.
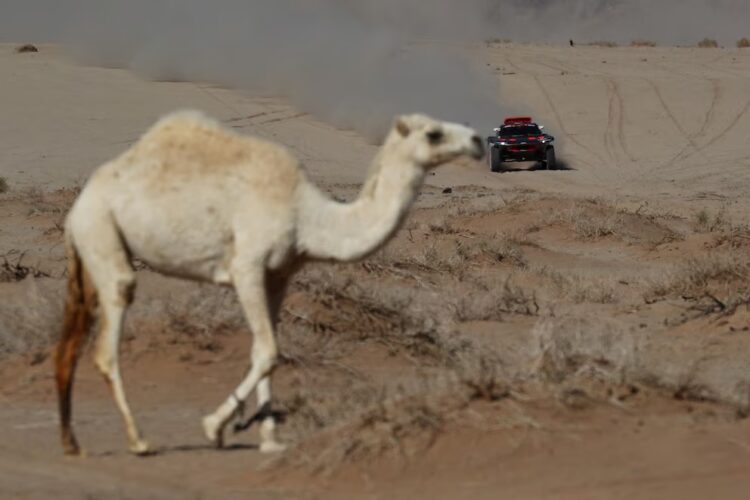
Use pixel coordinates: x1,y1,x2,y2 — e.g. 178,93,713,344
55,109,483,455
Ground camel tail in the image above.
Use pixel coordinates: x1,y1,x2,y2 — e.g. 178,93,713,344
55,234,96,455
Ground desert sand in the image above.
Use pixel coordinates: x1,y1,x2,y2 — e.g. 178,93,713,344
2,41,750,498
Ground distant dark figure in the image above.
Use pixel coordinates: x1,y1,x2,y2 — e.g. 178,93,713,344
569,39,575,47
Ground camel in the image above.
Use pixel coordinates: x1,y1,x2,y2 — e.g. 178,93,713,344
55,109,484,456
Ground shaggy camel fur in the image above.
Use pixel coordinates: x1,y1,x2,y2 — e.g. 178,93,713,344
55,109,484,455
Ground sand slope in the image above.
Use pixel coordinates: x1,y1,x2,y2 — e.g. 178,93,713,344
2,42,750,499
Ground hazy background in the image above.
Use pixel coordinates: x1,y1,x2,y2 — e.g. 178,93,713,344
1,1,748,139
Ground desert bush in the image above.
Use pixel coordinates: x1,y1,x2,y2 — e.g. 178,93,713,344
631,39,656,47
15,44,38,53
698,38,719,48
737,38,750,48
530,316,638,384
0,278,63,357
1,252,50,282
548,204,621,240
452,278,539,321
0,177,8,194
648,253,750,301
574,214,620,239
478,236,528,268
694,207,731,232
535,266,618,305
486,37,512,45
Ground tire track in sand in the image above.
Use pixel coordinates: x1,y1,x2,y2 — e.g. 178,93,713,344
530,74,603,167
603,78,635,165
662,78,720,167
664,82,750,169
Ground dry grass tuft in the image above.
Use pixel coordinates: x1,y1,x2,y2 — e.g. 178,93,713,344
1,252,50,282
452,279,539,321
535,266,618,304
697,38,719,48
694,207,732,232
486,38,512,46
548,204,621,240
631,39,657,47
0,278,63,357
15,44,38,53
647,253,750,304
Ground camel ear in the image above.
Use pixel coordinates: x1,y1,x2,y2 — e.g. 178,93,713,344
395,116,411,138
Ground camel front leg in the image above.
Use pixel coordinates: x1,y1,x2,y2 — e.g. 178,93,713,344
202,268,284,452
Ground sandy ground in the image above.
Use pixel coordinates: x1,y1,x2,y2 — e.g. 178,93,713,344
2,42,750,498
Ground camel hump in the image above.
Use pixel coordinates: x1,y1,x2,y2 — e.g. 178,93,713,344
123,109,300,177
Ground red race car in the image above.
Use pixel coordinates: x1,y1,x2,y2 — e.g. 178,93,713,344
486,117,556,172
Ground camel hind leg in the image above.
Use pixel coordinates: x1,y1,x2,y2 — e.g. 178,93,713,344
74,216,150,455
55,240,96,455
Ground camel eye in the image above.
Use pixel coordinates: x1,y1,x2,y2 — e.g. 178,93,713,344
426,129,444,145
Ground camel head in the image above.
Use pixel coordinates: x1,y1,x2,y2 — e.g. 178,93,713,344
388,113,485,169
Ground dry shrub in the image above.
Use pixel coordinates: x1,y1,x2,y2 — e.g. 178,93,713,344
698,38,719,48
446,197,506,218
15,44,38,53
535,266,618,304
548,204,621,240
0,278,63,357
478,236,528,268
531,316,639,384
1,252,50,282
278,384,448,474
631,39,656,47
738,38,750,48
273,346,511,474
0,177,8,194
648,253,750,302
694,207,732,232
452,279,539,321
486,37,512,45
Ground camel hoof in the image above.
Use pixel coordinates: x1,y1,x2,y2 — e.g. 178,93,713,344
129,439,152,456
63,443,81,456
202,414,224,448
259,440,287,454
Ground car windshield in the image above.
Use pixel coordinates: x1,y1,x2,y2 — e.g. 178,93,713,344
499,125,541,137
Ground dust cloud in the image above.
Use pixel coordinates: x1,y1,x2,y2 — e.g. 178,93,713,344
1,1,747,139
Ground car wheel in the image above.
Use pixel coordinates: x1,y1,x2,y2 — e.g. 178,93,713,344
490,147,503,172
545,148,556,170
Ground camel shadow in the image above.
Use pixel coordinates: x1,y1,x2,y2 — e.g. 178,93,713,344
162,442,258,455
85,442,259,458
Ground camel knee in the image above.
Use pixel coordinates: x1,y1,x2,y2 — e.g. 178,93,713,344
94,349,115,378
114,274,136,306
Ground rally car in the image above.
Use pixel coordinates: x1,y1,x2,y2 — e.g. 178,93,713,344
487,117,556,172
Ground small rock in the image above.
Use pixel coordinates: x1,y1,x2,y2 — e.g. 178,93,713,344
442,187,453,194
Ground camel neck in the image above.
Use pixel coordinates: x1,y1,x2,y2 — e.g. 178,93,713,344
297,141,423,262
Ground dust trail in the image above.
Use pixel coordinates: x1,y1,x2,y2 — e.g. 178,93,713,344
0,1,505,140
2,1,746,140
